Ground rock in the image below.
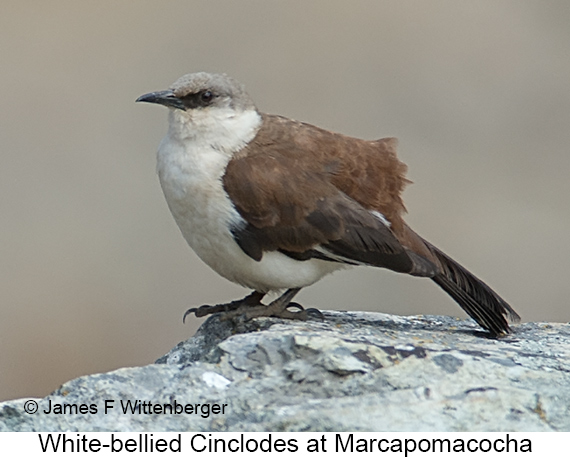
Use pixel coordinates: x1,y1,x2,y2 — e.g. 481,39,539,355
1,311,569,431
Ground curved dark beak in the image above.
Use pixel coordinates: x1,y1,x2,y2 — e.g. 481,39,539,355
136,90,185,110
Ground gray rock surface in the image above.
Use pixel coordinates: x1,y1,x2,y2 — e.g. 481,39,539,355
1,311,569,431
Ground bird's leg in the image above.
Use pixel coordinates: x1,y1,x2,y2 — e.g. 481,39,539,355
221,288,324,321
183,291,265,322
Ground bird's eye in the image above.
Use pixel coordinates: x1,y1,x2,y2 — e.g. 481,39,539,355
200,91,214,104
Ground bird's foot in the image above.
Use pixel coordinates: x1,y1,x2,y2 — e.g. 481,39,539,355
220,288,323,322
183,288,324,322
183,291,264,322
221,300,324,321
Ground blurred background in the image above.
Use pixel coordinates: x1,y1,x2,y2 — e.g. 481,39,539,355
1,1,569,401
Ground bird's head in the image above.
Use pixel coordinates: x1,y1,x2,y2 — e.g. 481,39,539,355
137,72,261,149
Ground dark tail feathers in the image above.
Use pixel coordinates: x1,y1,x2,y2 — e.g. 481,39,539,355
426,242,520,336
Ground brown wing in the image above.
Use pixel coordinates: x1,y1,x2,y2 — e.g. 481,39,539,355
223,114,436,275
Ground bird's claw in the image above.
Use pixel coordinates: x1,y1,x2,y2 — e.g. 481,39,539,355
183,290,324,323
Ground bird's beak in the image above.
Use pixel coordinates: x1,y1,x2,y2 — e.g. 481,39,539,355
136,90,185,110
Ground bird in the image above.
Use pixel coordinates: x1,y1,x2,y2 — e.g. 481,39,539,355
136,72,520,336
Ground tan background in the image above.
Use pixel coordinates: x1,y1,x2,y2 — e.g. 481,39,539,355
1,1,569,401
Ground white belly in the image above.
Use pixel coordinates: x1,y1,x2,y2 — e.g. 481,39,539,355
156,120,343,292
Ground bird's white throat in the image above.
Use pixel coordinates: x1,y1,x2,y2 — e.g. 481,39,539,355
166,107,262,155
